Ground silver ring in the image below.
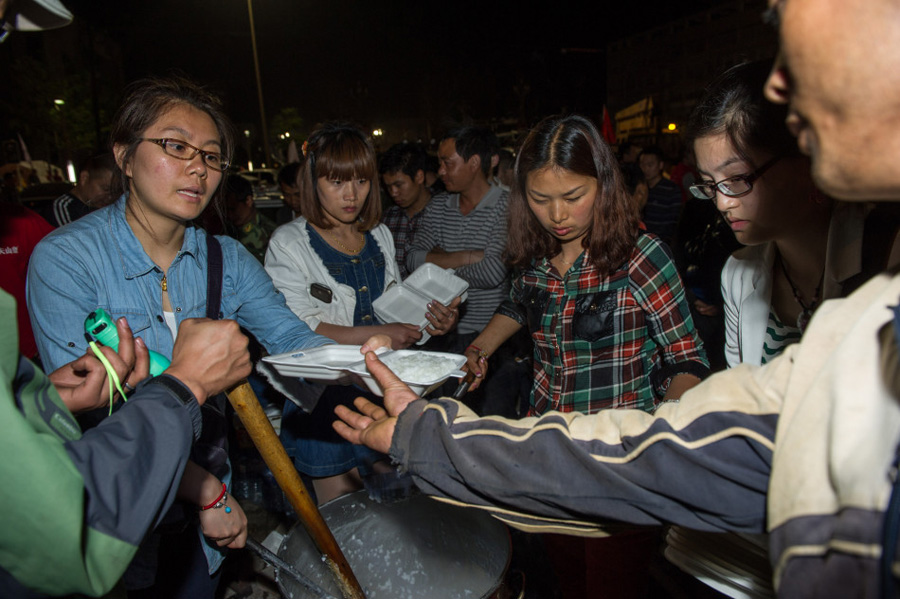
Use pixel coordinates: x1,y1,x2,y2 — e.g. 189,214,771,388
123,382,135,393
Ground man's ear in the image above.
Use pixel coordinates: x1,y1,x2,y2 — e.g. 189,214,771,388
244,195,254,207
113,143,131,178
468,154,481,172
414,169,426,185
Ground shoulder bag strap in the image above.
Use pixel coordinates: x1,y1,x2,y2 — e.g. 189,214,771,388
205,234,223,320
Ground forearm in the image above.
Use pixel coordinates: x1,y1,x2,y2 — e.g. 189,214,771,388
240,242,331,353
663,373,702,401
393,371,777,534
454,253,508,289
177,461,226,508
471,314,522,355
425,249,474,269
316,322,393,345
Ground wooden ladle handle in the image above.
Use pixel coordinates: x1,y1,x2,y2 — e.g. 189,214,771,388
226,381,366,599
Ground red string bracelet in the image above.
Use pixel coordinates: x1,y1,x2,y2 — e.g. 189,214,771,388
201,482,227,511
465,344,489,359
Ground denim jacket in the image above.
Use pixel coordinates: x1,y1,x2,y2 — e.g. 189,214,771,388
26,194,330,577
27,194,330,371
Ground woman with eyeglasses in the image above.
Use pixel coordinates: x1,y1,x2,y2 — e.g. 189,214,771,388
688,61,835,368
665,60,900,599
25,76,388,599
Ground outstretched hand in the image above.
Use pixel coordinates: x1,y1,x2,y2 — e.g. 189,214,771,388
333,351,422,454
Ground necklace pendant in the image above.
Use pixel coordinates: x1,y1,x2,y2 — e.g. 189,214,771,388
161,275,167,292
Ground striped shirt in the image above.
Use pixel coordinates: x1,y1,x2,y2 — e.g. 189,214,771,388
406,185,510,334
381,201,433,279
497,233,709,415
761,310,802,364
642,178,682,247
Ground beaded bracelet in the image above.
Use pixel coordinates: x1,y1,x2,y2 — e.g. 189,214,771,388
201,482,232,514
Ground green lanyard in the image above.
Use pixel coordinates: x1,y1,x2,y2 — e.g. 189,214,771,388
87,341,128,415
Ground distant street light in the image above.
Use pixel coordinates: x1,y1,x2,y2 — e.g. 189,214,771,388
247,0,271,167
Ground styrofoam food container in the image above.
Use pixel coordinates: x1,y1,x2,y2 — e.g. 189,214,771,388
345,349,467,396
374,263,468,345
262,344,387,385
404,263,469,306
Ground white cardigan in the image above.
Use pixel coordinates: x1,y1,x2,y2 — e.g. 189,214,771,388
260,217,400,410
264,216,401,331
720,202,888,368
721,243,775,368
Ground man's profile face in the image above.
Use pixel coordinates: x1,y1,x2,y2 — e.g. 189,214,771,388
437,139,479,193
382,170,422,209
764,0,900,201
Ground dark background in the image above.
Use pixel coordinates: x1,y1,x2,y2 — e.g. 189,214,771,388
61,1,731,125
1,0,738,166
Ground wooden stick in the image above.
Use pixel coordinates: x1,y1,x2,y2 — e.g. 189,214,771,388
227,381,366,599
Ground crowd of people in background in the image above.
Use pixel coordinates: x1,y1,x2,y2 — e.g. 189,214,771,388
8,0,900,597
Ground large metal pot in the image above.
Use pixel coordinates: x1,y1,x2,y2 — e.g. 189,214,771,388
277,491,511,599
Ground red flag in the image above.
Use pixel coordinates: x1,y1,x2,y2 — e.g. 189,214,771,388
601,105,617,145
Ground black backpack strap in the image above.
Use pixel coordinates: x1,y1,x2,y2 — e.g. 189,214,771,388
205,234,223,320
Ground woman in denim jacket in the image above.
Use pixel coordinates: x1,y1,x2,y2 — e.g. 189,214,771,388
25,77,387,599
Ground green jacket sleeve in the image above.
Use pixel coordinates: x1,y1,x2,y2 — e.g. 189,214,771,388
0,289,201,597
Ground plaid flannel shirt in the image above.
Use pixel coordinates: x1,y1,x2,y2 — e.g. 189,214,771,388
382,203,429,279
497,233,708,415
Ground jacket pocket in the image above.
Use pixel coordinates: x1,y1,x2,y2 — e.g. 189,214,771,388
107,308,152,337
572,291,618,342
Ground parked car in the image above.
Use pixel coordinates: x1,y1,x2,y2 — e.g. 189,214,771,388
238,169,284,214
238,168,278,188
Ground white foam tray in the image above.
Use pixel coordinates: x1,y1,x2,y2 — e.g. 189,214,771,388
345,349,467,397
374,263,468,345
262,345,383,385
262,345,466,397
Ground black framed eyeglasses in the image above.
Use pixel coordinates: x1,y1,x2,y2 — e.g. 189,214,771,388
689,155,782,200
140,138,230,172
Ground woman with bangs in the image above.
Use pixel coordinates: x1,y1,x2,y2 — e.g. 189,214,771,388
265,122,458,503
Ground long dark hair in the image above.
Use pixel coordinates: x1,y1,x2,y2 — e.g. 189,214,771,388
506,114,640,275
686,60,801,163
298,122,381,232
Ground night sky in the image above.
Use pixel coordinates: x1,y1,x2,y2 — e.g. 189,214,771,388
53,0,733,134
